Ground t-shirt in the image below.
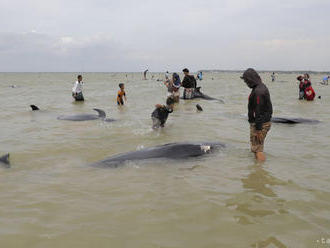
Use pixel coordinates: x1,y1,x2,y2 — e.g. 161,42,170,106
151,106,173,125
72,81,83,93
181,75,197,88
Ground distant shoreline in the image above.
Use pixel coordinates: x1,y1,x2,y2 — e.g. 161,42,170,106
0,70,329,74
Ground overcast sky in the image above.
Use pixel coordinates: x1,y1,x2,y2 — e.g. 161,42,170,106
0,0,329,72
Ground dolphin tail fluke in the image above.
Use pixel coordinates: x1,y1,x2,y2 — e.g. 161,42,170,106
93,108,106,118
30,105,40,111
0,153,10,168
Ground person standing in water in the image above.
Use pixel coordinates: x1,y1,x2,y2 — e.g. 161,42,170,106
72,75,84,101
297,75,305,99
241,68,273,162
164,73,181,103
181,68,197,99
117,83,127,105
271,72,276,82
322,76,329,85
143,69,148,80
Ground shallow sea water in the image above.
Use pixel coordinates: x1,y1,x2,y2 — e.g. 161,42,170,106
0,72,330,247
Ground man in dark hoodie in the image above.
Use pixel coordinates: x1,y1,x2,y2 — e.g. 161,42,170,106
241,68,273,162
181,68,197,99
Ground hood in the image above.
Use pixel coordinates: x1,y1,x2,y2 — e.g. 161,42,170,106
241,68,262,88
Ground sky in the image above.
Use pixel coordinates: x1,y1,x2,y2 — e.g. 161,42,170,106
0,0,329,72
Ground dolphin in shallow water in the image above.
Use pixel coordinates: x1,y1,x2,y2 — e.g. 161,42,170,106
91,142,226,168
57,109,115,122
271,117,320,124
182,87,224,103
30,105,40,111
0,154,10,168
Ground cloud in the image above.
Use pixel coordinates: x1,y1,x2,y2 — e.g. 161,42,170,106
0,0,330,71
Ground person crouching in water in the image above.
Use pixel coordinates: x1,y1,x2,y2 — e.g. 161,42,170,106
241,68,273,162
72,75,84,101
151,97,175,129
117,83,127,105
164,73,181,102
181,68,197,99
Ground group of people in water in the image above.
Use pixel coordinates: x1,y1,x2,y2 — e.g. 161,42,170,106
297,73,316,101
70,68,318,162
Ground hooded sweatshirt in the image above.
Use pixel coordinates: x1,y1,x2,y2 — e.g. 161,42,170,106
242,68,273,130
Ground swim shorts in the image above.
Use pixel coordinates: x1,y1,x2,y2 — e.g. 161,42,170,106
250,122,271,153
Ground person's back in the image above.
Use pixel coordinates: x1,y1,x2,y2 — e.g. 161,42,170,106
151,97,174,129
181,68,197,99
304,86,315,101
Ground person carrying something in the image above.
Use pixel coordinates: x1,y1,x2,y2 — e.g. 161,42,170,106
181,68,197,99
241,68,273,162
72,75,84,101
117,83,127,105
151,97,175,129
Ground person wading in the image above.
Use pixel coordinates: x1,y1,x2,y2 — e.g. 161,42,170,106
241,68,273,162
181,68,197,99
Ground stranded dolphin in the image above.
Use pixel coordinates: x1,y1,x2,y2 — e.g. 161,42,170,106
0,154,10,168
91,142,226,168
57,108,115,122
182,87,224,103
271,117,320,124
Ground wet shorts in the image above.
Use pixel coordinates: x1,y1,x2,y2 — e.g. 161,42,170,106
250,122,271,153
73,92,84,101
183,88,194,99
152,117,164,129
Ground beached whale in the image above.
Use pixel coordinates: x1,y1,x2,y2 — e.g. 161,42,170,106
182,87,224,103
271,117,320,124
0,154,10,168
91,142,226,168
57,109,115,122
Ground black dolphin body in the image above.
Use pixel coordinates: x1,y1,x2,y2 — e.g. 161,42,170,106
57,109,115,122
0,154,10,168
182,87,224,103
271,117,320,124
92,142,226,168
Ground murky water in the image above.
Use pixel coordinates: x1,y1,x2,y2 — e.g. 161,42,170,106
0,72,330,247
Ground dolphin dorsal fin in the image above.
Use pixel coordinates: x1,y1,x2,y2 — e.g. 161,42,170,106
30,105,40,111
93,108,106,118
0,153,10,167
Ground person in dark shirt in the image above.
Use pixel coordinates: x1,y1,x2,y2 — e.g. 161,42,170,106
151,97,175,129
241,68,273,162
181,68,197,99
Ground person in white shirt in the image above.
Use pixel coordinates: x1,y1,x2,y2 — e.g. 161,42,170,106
72,75,84,101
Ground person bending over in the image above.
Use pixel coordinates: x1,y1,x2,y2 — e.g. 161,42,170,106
151,97,175,129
